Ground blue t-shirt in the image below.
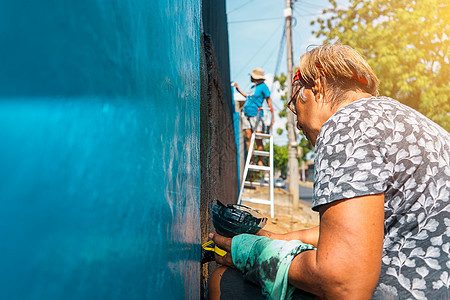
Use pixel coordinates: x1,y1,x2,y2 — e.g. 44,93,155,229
243,83,270,117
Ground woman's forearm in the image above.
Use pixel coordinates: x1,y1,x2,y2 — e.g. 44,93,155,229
288,195,384,299
257,226,319,247
288,247,378,299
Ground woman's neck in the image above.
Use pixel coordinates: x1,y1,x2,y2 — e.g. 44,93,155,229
335,91,373,112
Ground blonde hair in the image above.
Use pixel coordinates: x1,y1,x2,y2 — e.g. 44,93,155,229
298,44,379,107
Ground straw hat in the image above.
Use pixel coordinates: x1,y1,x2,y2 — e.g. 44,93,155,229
250,67,265,80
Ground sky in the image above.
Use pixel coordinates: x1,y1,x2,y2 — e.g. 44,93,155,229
226,0,348,145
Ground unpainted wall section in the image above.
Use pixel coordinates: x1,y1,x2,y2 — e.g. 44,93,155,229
200,0,238,297
202,0,233,116
0,1,201,299
200,1,237,217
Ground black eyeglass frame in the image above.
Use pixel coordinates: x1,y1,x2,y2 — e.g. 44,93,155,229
287,80,316,115
287,84,304,115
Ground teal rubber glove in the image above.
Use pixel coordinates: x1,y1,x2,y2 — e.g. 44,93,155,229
231,234,316,300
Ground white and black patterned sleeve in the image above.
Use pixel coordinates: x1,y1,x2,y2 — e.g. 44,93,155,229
312,104,390,211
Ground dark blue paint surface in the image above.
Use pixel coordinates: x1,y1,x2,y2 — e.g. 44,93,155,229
0,1,201,298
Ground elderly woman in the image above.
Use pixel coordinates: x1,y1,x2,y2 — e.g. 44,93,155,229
208,44,450,299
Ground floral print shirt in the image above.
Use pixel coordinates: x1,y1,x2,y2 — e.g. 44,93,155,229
312,97,450,299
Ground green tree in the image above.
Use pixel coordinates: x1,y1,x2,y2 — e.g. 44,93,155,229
264,143,289,176
274,73,288,119
263,134,313,177
298,135,314,161
311,0,450,130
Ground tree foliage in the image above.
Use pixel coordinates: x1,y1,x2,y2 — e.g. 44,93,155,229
298,136,314,161
274,73,288,119
263,139,313,176
311,0,450,130
264,143,289,175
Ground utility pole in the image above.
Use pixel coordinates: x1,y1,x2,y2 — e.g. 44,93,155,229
284,0,300,210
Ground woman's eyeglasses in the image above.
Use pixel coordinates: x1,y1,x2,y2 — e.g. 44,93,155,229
287,85,306,115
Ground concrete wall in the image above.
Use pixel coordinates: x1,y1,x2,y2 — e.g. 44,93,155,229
0,1,205,298
199,1,238,296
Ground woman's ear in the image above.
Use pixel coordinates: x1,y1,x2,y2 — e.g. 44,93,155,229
313,78,325,103
315,90,325,105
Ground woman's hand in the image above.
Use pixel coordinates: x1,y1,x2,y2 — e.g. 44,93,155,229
256,228,273,238
209,233,236,268
256,227,320,246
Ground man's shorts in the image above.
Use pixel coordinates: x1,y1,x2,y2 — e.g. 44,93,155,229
217,268,315,299
241,114,265,132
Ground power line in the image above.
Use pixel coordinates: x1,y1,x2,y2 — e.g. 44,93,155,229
226,0,256,15
293,5,326,18
267,26,286,113
272,26,286,91
293,6,320,16
297,1,327,10
233,23,284,80
261,40,281,70
228,17,284,24
235,26,286,112
259,26,286,113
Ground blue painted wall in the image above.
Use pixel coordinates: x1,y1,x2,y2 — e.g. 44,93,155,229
0,1,201,299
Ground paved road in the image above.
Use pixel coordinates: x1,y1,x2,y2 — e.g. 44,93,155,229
285,184,313,202
299,185,313,201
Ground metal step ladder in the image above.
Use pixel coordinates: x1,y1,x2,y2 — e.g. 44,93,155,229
237,132,274,218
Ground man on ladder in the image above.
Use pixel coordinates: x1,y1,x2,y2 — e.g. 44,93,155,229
234,67,274,166
234,67,276,218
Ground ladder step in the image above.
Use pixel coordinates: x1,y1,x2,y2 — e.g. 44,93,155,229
255,133,271,139
244,181,269,187
252,150,270,157
237,130,274,218
241,198,272,205
248,165,271,171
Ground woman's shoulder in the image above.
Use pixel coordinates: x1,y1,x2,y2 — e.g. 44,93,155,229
316,97,398,147
329,96,422,127
340,96,398,113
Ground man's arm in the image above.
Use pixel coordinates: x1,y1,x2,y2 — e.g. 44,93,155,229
288,193,384,299
266,97,275,126
233,83,247,97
